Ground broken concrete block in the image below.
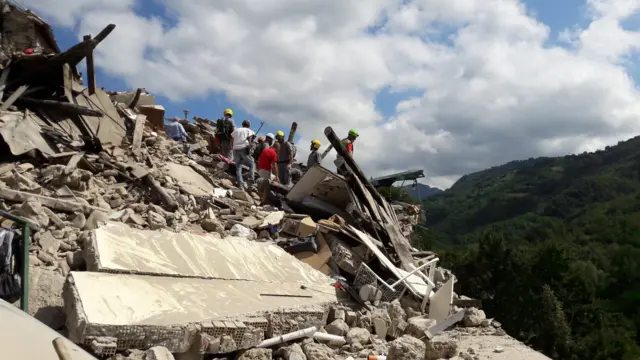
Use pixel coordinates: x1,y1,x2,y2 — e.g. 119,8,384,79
386,335,425,360
17,199,49,228
302,342,335,360
148,211,167,230
236,348,271,360
42,207,65,229
359,284,382,303
38,231,60,255
201,218,223,232
463,307,486,327
36,251,56,266
346,327,371,345
66,250,85,270
388,299,407,323
28,266,66,329
328,306,346,323
145,346,175,360
345,311,357,326
424,338,458,360
278,343,306,360
404,316,436,339
232,190,254,204
71,213,86,229
325,319,349,336
84,210,109,230
241,216,262,229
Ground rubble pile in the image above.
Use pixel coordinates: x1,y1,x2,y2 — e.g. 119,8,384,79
0,4,551,360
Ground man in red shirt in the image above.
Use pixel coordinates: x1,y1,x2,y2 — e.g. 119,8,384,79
257,146,279,203
257,146,279,182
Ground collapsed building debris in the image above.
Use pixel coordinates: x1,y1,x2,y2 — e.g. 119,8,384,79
0,4,552,360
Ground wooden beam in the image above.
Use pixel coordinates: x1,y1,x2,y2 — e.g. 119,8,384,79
128,88,142,109
131,115,146,159
287,121,298,143
7,24,115,88
20,97,103,116
83,35,96,95
323,126,388,208
0,85,28,111
63,152,85,175
0,60,11,100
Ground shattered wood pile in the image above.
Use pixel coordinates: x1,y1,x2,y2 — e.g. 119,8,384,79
0,5,550,360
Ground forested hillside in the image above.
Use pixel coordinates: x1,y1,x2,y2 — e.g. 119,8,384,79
416,136,640,360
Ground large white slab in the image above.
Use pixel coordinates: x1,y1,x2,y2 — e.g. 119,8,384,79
87,222,330,286
69,271,336,326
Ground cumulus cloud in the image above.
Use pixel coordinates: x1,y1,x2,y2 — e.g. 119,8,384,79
22,0,640,189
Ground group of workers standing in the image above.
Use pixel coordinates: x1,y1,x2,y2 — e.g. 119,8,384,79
165,108,359,189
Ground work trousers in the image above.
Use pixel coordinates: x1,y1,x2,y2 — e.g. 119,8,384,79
277,163,291,186
234,149,255,187
219,137,233,160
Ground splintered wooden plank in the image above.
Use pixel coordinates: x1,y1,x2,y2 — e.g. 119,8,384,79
64,152,85,175
131,115,146,158
0,85,28,111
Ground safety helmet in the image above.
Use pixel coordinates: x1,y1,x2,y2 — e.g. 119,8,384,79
311,139,321,149
266,133,275,139
257,137,264,143
348,129,359,137
223,108,233,116
276,130,285,138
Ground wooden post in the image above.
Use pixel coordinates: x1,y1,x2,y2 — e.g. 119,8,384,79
83,35,96,95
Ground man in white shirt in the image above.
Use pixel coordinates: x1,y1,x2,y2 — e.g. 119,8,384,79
230,120,256,188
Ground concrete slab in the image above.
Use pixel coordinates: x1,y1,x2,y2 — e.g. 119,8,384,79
85,222,331,286
68,272,336,326
162,163,214,196
65,272,336,353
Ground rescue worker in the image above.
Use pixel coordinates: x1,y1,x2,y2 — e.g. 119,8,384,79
335,129,359,174
257,143,279,183
216,109,235,159
256,137,279,203
253,133,274,162
307,139,322,168
230,120,255,188
275,130,294,186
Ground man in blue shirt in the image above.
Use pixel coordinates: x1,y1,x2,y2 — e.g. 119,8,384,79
165,117,192,158
165,116,188,141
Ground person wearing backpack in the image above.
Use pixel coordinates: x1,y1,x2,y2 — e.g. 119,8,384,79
275,130,295,186
216,108,235,159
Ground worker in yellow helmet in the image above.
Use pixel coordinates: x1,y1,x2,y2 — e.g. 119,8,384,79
274,130,294,186
215,108,235,159
307,139,322,168
335,129,359,174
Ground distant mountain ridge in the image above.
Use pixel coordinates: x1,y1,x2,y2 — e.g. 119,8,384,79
415,135,640,360
402,183,442,200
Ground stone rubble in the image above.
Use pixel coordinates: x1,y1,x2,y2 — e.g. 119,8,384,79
0,5,551,360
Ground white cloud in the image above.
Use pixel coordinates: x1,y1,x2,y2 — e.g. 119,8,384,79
22,0,640,188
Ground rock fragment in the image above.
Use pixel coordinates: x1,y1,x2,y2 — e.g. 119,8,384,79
386,335,426,360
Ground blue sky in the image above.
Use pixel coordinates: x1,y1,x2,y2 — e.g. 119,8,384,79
49,0,598,143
